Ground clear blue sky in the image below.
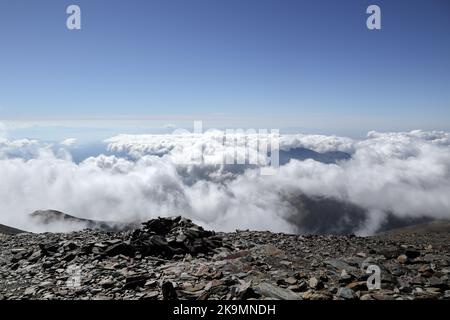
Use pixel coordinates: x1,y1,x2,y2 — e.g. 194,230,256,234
0,0,449,135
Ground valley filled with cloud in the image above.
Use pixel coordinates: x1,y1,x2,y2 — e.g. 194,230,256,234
1,130,449,235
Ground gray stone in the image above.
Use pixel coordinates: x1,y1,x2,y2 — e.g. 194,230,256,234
324,259,357,272
337,287,357,299
255,282,299,300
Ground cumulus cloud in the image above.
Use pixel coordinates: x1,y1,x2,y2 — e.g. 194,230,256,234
0,138,46,160
0,130,449,235
60,138,78,147
106,129,450,157
105,131,275,167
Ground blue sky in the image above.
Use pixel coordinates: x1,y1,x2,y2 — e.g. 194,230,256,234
0,0,450,138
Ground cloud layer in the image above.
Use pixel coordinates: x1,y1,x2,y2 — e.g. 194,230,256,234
0,130,449,235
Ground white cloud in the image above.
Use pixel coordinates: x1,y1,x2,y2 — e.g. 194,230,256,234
0,130,449,235
0,138,46,160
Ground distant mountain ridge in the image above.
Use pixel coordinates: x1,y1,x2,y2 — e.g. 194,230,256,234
30,210,138,232
279,147,351,165
0,224,26,235
377,219,450,235
1,208,447,237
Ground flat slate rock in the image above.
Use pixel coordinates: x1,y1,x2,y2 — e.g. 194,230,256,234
0,216,449,300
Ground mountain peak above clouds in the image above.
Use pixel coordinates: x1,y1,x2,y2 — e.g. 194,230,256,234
29,210,138,233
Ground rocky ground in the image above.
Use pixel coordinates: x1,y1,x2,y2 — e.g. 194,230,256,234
1,216,450,300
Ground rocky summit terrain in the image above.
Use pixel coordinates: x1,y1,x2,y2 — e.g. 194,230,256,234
1,216,450,300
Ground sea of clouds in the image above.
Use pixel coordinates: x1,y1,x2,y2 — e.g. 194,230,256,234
1,129,450,235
